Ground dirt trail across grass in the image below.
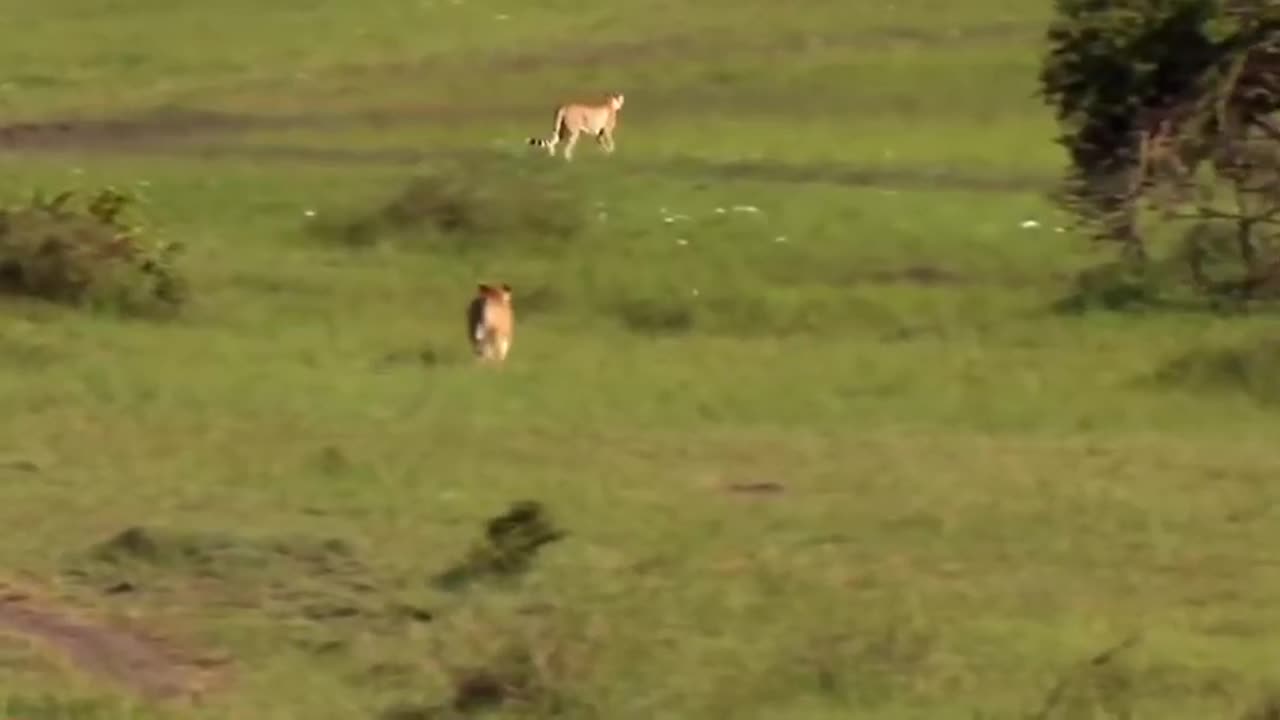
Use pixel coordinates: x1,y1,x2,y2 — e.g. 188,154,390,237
1,122,1053,194
0,581,222,702
0,107,320,151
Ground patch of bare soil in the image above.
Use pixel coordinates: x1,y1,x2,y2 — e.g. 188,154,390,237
0,105,525,155
0,581,225,703
0,108,274,151
0,112,1054,197
29,137,1044,196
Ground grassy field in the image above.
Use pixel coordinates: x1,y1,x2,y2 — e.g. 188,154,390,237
2,1,1280,718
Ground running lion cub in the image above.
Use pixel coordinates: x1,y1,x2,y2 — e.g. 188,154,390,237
467,283,514,364
527,93,625,161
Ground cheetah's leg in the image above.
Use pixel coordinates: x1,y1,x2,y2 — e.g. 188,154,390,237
597,129,615,154
562,130,581,161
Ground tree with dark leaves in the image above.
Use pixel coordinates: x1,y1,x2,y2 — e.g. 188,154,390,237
1040,0,1280,307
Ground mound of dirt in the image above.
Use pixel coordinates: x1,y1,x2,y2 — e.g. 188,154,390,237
0,581,223,702
67,526,433,627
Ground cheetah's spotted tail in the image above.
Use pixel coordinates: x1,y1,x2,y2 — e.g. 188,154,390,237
527,107,566,155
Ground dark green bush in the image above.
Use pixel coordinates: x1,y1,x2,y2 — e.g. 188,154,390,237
0,188,186,315
1040,0,1280,307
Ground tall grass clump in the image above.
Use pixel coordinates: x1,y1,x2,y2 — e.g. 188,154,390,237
1152,337,1280,405
309,156,588,255
0,187,186,315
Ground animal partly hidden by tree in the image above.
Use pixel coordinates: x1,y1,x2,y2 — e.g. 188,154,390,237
1039,0,1280,307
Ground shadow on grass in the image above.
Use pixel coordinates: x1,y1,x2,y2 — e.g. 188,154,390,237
1149,338,1280,407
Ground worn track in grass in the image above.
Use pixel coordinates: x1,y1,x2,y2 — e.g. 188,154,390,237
0,581,225,703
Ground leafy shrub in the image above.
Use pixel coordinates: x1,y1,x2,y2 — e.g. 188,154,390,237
1039,0,1280,305
0,188,185,315
1039,0,1229,188
310,157,587,254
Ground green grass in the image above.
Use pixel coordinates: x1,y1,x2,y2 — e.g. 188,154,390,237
2,1,1280,719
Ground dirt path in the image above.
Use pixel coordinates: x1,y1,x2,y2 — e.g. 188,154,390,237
1,128,1053,195
0,581,224,703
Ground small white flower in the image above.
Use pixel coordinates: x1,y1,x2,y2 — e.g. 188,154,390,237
495,13,508,19
691,288,700,296
731,204,761,214
714,207,726,214
304,210,316,217
774,235,788,243
676,238,689,246
1020,220,1040,229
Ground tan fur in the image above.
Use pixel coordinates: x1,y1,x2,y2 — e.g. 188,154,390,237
467,283,514,364
527,93,625,161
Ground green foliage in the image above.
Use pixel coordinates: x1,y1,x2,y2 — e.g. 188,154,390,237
1040,0,1280,308
0,188,185,315
1040,0,1227,178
